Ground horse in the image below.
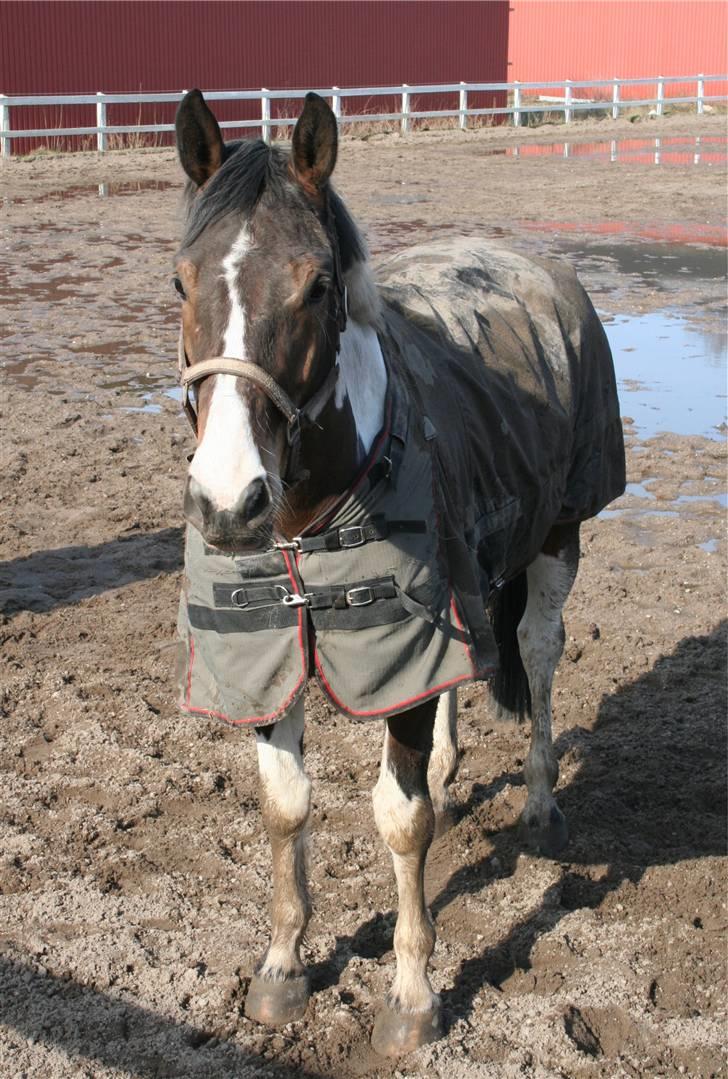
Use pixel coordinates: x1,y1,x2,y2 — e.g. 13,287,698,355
171,89,626,1056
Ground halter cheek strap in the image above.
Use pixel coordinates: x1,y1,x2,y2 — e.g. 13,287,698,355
177,333,341,485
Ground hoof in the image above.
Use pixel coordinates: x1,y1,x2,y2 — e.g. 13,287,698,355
519,803,569,857
244,973,310,1026
371,1000,444,1057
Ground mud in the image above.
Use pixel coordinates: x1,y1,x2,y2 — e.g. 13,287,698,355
0,115,726,1078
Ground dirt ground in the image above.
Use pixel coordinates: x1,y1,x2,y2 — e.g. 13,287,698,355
0,114,726,1078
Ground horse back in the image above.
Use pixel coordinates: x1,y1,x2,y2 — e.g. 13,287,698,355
377,239,626,588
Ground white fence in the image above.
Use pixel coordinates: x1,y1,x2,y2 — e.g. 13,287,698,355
1,74,725,157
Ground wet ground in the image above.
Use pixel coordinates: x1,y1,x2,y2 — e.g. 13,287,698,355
0,114,726,1079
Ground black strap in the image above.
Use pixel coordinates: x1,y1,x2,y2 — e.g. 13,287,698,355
212,576,399,613
295,516,426,554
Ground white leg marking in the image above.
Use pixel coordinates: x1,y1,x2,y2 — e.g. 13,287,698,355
255,700,311,980
255,700,310,833
373,732,438,1014
428,691,458,819
187,225,266,510
336,319,388,457
518,552,577,822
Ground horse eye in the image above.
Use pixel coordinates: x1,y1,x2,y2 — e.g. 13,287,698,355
173,276,187,300
307,276,329,304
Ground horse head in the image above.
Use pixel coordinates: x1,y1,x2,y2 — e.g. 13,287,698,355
173,90,381,551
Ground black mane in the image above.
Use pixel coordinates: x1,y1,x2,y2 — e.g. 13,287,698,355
181,139,366,272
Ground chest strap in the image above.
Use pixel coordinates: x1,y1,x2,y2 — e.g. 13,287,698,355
213,577,398,612
276,515,426,554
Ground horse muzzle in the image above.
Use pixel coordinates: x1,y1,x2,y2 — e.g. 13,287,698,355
183,475,274,552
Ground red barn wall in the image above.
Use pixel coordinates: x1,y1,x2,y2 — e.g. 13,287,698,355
508,1,728,100
0,0,510,152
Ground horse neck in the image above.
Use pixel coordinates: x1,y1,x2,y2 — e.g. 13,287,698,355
278,317,388,536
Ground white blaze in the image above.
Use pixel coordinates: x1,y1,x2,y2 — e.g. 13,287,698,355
188,226,266,511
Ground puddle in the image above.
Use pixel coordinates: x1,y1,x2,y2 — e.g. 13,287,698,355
523,220,727,249
699,539,719,553
604,313,727,439
498,135,727,167
676,491,727,508
625,481,657,499
2,180,176,207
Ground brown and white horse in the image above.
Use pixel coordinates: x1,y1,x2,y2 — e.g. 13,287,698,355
172,90,591,1055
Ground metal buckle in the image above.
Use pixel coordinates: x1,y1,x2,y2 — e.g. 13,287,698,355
272,538,301,552
346,586,374,607
339,526,365,548
230,588,249,608
281,592,309,608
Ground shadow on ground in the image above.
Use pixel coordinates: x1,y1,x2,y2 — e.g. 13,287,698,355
0,954,324,1079
310,622,727,1027
0,527,183,615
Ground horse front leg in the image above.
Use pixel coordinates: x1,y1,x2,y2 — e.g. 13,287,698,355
371,702,443,1056
517,524,580,856
245,698,312,1025
428,690,458,835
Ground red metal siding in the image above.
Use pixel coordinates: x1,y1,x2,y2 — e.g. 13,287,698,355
0,1,509,152
509,1,727,99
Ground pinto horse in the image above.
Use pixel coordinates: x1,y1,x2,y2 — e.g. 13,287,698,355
172,90,625,1055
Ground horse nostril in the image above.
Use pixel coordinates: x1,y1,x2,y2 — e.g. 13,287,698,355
241,477,271,522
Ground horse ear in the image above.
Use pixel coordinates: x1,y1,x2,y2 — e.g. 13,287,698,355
175,89,224,187
290,92,338,196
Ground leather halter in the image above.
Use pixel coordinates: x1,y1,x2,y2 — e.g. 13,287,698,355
177,193,348,486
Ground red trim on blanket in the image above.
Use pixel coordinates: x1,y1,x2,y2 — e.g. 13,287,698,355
449,594,477,678
314,651,473,718
313,594,478,718
181,547,308,727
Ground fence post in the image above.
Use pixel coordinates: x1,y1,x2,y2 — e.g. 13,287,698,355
331,86,341,126
401,84,410,135
0,95,9,158
261,89,271,145
458,81,468,130
513,81,521,127
564,79,572,123
697,74,704,115
656,76,664,116
612,78,620,120
96,92,107,152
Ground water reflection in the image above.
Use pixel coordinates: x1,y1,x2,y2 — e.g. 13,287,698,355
604,312,727,439
503,135,727,167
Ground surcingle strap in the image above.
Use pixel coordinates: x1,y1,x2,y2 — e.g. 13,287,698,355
212,576,399,612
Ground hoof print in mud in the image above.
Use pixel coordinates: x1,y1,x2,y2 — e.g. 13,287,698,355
371,1001,444,1057
244,974,310,1026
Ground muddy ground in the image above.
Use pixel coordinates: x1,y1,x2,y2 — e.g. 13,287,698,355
0,114,726,1078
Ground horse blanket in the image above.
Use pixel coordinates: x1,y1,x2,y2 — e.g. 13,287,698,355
177,240,626,726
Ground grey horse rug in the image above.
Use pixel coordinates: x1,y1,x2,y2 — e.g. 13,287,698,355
177,240,625,726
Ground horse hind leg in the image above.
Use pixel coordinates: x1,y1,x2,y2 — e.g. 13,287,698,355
517,523,580,856
245,698,312,1025
371,703,444,1056
427,690,458,836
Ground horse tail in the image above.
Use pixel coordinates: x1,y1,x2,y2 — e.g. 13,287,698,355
487,572,531,723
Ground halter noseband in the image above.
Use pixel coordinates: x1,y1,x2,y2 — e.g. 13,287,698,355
177,193,348,486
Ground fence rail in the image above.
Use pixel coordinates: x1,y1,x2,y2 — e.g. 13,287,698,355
0,74,725,157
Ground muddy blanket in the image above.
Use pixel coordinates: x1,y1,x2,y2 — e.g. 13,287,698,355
378,239,626,591
178,240,625,726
